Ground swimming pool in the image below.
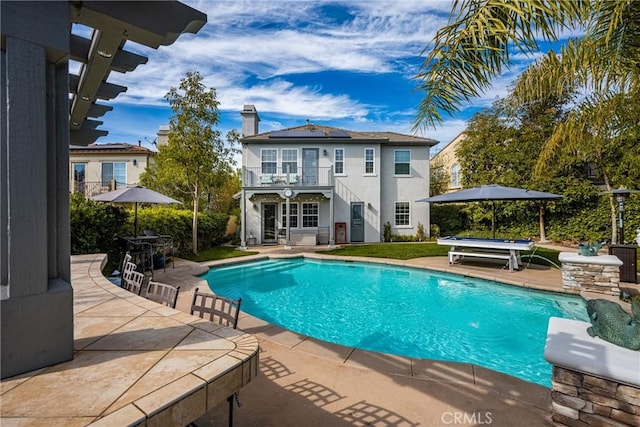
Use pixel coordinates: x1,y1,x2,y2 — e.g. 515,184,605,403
201,258,588,387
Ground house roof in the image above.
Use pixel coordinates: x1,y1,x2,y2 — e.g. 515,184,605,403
69,143,156,155
430,131,466,161
243,124,438,146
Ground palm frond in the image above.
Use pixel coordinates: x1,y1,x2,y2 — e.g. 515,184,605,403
414,0,586,130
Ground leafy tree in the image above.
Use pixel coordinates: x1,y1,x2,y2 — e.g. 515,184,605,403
458,87,578,240
141,71,238,254
457,105,517,187
528,90,640,243
429,156,449,197
511,48,640,242
207,168,241,215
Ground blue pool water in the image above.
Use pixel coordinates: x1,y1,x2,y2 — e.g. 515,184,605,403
201,258,589,387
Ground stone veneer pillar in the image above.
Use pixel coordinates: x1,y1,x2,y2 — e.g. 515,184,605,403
559,252,623,296
545,317,640,427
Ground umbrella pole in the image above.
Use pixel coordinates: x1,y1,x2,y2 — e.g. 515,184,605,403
492,201,496,239
134,202,138,237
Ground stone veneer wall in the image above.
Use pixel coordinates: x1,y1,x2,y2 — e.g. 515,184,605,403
551,366,639,426
561,262,620,296
558,253,622,297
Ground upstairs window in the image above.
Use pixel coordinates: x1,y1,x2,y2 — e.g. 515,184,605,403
102,162,126,189
450,163,461,188
364,148,375,174
334,148,345,175
261,149,277,174
282,148,298,174
394,150,411,175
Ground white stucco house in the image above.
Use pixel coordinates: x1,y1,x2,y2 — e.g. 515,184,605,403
238,105,439,248
69,142,156,197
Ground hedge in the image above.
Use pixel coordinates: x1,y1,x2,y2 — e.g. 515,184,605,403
70,195,233,273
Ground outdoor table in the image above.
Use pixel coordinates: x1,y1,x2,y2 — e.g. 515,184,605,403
120,236,156,275
437,236,534,272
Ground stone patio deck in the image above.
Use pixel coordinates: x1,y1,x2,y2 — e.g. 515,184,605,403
0,254,259,426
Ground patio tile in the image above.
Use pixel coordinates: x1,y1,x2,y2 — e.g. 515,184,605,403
76,297,147,317
85,315,193,351
149,305,182,317
104,349,230,415
411,359,476,384
193,354,246,383
0,369,45,395
176,328,236,351
255,325,308,348
73,316,135,350
344,349,412,376
87,404,145,427
0,417,95,427
293,337,353,362
237,313,272,334
72,291,115,314
135,374,207,427
472,365,551,411
0,350,166,417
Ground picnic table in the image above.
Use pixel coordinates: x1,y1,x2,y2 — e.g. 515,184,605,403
437,236,534,272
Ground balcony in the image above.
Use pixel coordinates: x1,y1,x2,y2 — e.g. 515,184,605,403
242,167,334,188
71,181,131,197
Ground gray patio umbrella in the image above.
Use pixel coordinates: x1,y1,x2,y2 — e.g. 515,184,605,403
417,184,563,238
92,186,182,237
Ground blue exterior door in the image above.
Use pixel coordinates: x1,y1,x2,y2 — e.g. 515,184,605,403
350,202,364,242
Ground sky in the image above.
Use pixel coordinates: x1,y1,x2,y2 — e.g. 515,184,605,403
72,1,567,157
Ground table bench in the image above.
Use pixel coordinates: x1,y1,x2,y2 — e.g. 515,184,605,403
448,250,514,272
437,236,534,273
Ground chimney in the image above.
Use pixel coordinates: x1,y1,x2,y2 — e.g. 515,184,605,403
241,104,260,137
156,125,170,146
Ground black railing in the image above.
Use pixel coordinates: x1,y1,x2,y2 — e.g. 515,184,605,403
71,180,129,197
242,167,333,187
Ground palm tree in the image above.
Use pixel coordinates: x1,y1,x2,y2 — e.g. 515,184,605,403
414,0,640,127
415,0,640,243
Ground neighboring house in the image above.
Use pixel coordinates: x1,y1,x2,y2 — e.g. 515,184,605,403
69,142,156,196
429,132,466,192
238,105,438,247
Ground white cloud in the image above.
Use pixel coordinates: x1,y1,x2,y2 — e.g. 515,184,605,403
91,0,567,148
104,1,451,105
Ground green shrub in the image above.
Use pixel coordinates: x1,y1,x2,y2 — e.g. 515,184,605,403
431,204,468,236
383,221,392,242
391,234,420,242
69,193,128,273
133,207,230,254
70,193,232,260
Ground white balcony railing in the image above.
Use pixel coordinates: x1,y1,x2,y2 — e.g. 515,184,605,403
242,167,333,188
